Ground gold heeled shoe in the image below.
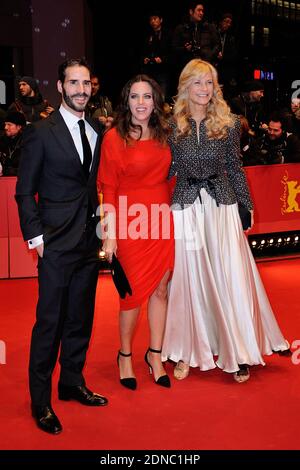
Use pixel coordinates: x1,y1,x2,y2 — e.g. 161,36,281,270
233,364,250,383
174,361,190,380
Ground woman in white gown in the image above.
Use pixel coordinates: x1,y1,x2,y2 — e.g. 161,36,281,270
162,59,290,383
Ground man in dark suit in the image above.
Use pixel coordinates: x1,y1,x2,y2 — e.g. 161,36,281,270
15,58,108,435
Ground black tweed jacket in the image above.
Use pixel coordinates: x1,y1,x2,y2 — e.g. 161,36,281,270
168,116,253,210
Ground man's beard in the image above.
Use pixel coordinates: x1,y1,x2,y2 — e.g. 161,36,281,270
62,87,90,112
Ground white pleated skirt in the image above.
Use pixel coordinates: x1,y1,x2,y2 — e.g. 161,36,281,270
162,189,289,373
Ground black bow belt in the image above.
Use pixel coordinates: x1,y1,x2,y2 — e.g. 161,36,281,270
187,174,219,206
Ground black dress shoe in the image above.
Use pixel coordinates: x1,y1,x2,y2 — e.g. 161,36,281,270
31,404,62,435
58,383,108,406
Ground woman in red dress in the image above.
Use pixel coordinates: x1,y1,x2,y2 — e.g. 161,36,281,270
98,75,174,390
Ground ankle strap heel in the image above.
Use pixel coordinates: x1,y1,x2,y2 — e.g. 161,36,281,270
144,348,152,373
118,350,132,358
117,351,137,390
144,347,162,373
144,347,171,388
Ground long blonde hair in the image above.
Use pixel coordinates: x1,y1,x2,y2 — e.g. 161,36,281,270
173,59,234,140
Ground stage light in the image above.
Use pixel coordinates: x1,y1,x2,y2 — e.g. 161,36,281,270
248,231,300,258
99,250,106,259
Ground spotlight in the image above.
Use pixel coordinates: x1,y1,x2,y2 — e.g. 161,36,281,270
99,250,106,259
249,231,300,258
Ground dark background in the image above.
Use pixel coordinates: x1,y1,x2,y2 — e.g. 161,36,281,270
89,0,249,103
1,0,300,109
89,0,300,108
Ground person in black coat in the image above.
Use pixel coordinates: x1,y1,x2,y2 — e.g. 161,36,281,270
216,13,239,99
9,76,54,123
172,2,220,71
140,10,172,102
0,111,26,176
15,58,108,435
243,112,300,166
230,80,266,136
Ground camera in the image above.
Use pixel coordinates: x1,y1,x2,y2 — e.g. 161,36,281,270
191,42,201,56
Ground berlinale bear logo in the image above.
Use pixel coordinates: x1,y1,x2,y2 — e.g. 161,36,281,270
281,171,300,214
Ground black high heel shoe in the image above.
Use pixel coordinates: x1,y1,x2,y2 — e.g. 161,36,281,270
144,347,171,388
117,351,137,390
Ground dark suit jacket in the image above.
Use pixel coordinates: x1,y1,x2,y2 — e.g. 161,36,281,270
15,110,103,251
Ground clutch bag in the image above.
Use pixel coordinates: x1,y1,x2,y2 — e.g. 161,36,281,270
110,254,132,299
238,204,251,230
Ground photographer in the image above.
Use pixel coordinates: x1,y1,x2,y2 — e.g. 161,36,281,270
243,112,300,166
86,74,113,128
172,1,220,72
0,111,26,176
140,10,171,101
9,76,54,124
230,80,267,136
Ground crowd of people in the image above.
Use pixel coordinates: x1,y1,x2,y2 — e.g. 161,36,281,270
10,53,293,436
2,2,300,176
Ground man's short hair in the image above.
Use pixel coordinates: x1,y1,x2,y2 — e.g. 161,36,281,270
189,1,205,12
148,10,162,19
58,58,91,83
269,111,287,129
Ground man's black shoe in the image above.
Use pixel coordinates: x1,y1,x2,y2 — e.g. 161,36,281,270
31,404,62,434
58,383,108,406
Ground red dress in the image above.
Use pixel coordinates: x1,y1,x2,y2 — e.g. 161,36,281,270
98,128,174,310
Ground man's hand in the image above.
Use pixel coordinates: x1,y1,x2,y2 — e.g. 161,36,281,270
36,242,44,258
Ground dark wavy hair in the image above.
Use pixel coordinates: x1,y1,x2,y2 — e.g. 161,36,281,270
114,74,170,145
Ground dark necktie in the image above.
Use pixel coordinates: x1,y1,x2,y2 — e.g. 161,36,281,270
78,119,92,178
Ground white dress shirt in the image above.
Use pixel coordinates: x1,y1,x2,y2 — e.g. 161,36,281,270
28,105,98,249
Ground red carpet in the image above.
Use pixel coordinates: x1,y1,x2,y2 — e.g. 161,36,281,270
0,259,300,450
